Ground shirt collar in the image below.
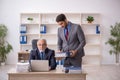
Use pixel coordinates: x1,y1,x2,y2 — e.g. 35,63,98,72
38,49,46,53
65,21,71,30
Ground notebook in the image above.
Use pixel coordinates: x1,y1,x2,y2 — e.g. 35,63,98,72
31,60,49,72
63,66,82,73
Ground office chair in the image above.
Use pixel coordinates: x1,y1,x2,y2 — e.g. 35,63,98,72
32,39,38,49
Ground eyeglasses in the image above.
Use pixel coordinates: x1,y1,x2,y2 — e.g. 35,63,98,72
37,44,46,46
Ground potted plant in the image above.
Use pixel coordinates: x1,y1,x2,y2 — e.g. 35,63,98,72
27,17,33,23
86,16,94,23
0,24,13,65
105,22,120,64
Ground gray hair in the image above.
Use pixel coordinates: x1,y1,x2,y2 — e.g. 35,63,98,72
37,39,47,44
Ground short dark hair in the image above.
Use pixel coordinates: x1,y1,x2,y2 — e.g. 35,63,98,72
56,14,67,22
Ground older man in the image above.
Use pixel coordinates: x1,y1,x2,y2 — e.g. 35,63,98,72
29,39,56,70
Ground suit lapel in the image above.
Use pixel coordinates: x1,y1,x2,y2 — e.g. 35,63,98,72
61,22,73,42
44,48,48,59
36,49,41,59
68,23,73,41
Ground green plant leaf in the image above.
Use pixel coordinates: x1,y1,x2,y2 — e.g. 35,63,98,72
87,16,94,22
0,24,13,62
105,22,120,56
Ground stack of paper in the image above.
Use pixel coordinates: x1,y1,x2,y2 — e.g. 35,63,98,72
55,52,66,57
16,62,29,72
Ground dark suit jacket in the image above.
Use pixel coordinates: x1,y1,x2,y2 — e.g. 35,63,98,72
58,22,86,67
29,48,57,70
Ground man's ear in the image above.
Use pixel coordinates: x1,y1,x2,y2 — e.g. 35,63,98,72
65,19,67,22
65,19,68,24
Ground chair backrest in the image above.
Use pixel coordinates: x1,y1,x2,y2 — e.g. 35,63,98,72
32,39,38,49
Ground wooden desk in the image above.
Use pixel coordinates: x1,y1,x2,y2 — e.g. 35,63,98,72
8,69,86,80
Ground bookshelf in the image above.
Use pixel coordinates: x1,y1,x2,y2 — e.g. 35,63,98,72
81,13,101,65
19,13,101,66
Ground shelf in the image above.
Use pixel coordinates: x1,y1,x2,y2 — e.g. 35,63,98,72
21,23,39,25
81,13,100,14
48,44,57,46
82,55,101,65
81,23,100,25
18,51,30,62
18,51,30,54
21,13,40,25
85,43,100,46
85,34,101,36
20,43,57,46
40,33,57,36
41,22,56,24
85,54,101,57
21,13,39,15
81,13,100,24
20,44,32,46
20,33,39,36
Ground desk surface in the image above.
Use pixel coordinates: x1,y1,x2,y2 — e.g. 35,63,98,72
8,68,86,75
8,68,86,80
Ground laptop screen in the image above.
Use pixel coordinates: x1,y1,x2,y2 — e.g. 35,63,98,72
31,60,49,72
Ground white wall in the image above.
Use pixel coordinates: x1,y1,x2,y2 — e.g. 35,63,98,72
0,0,120,64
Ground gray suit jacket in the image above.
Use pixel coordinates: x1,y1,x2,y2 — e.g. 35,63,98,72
57,22,86,67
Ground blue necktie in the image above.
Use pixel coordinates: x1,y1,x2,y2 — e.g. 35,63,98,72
41,52,44,60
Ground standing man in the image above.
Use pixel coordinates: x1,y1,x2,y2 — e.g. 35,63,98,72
56,14,86,67
29,39,57,70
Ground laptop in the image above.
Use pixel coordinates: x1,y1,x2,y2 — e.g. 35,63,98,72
30,60,49,72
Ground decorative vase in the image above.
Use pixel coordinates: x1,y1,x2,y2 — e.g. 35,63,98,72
88,21,92,23
115,53,119,65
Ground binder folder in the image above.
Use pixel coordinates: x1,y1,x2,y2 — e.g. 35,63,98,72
20,25,27,33
20,36,27,44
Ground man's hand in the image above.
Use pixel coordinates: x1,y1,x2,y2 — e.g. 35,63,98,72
70,50,78,57
49,67,51,71
55,50,63,60
56,50,62,53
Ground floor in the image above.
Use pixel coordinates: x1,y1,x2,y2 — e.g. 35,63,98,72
0,64,120,80
83,65,120,80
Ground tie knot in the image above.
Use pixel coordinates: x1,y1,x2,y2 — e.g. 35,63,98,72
65,27,68,30
41,52,43,54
